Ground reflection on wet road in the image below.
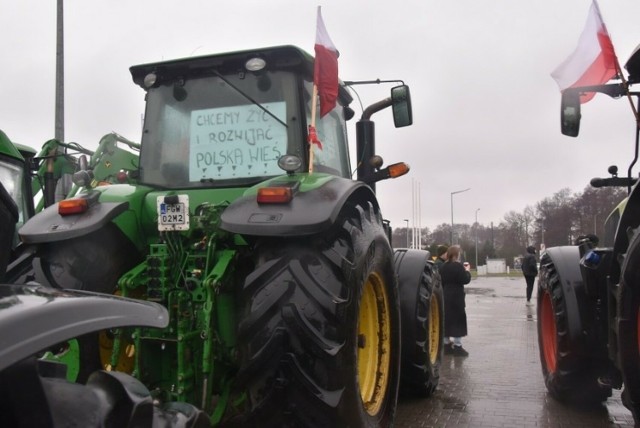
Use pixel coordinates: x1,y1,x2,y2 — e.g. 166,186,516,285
395,276,635,427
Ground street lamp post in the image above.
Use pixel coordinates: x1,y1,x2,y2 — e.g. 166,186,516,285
450,188,471,244
475,208,480,270
404,219,409,248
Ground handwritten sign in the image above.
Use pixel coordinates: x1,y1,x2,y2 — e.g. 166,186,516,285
189,102,287,181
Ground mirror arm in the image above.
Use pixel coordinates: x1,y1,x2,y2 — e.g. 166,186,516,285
564,83,627,98
360,167,392,185
361,97,392,121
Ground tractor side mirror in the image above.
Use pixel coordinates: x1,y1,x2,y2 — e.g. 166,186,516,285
561,89,581,137
391,85,413,128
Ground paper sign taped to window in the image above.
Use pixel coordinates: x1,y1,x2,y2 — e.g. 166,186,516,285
189,102,287,181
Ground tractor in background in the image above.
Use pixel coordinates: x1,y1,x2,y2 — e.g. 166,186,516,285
17,45,444,426
3,131,140,283
537,44,640,423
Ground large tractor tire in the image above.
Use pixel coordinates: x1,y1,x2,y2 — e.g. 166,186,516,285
35,223,140,294
35,224,142,382
394,249,443,397
617,227,640,423
537,248,611,403
236,201,401,427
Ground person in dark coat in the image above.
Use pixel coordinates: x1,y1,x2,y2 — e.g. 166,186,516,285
434,244,448,270
522,245,538,305
440,245,472,356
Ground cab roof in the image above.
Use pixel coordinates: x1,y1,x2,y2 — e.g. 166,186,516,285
130,45,313,88
129,45,352,105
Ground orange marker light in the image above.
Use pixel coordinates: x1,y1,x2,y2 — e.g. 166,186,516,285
58,198,89,215
388,162,410,178
257,187,293,204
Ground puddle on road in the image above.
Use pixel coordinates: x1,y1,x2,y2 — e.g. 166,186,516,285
466,287,527,300
466,287,495,297
440,396,467,411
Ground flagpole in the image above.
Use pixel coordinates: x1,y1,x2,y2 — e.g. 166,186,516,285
309,84,318,173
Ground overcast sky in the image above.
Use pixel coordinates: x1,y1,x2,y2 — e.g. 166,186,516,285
2,1,640,232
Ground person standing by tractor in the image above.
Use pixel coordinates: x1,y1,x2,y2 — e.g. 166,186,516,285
441,245,471,356
521,245,538,305
434,244,448,270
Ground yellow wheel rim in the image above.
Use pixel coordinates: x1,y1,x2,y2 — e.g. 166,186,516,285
357,271,392,416
428,295,441,364
99,331,136,373
98,289,140,373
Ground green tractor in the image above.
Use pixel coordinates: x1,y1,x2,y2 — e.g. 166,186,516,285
4,131,141,284
18,45,444,426
537,45,640,422
0,130,27,279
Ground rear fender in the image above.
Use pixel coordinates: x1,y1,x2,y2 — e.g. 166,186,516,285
394,249,432,291
614,182,640,258
0,284,168,372
18,185,151,251
545,246,600,350
394,248,434,339
220,174,378,237
18,199,128,244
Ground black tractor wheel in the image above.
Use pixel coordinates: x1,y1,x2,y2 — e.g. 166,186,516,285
235,201,401,427
35,224,141,382
537,250,611,403
395,249,443,397
36,224,140,294
617,227,640,423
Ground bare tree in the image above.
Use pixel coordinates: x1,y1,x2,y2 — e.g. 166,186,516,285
536,188,576,246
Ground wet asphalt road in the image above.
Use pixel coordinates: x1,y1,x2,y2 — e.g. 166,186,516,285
395,276,636,428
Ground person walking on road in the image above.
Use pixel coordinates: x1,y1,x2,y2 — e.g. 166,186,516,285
522,245,538,305
440,245,472,357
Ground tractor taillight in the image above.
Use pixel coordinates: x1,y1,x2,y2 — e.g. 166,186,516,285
58,198,89,215
257,187,293,204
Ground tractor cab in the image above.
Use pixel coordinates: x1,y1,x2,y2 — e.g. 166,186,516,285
131,46,354,190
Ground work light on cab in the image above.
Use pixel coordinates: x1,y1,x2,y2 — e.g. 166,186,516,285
245,57,266,72
277,155,302,174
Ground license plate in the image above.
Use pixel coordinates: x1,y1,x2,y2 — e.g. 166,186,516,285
157,195,190,231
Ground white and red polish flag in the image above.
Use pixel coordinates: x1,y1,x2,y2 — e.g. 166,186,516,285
551,0,619,103
314,6,339,117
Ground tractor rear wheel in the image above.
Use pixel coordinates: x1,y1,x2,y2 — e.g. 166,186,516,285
617,227,640,423
395,250,443,397
36,224,139,294
236,201,400,427
36,224,141,382
537,251,611,403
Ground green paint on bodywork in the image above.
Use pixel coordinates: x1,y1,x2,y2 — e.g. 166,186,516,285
40,339,80,382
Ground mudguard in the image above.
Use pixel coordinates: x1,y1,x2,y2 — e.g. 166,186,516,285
0,284,168,372
395,248,433,350
395,249,432,288
545,246,597,348
0,284,210,428
18,199,128,244
614,181,640,256
220,174,377,236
